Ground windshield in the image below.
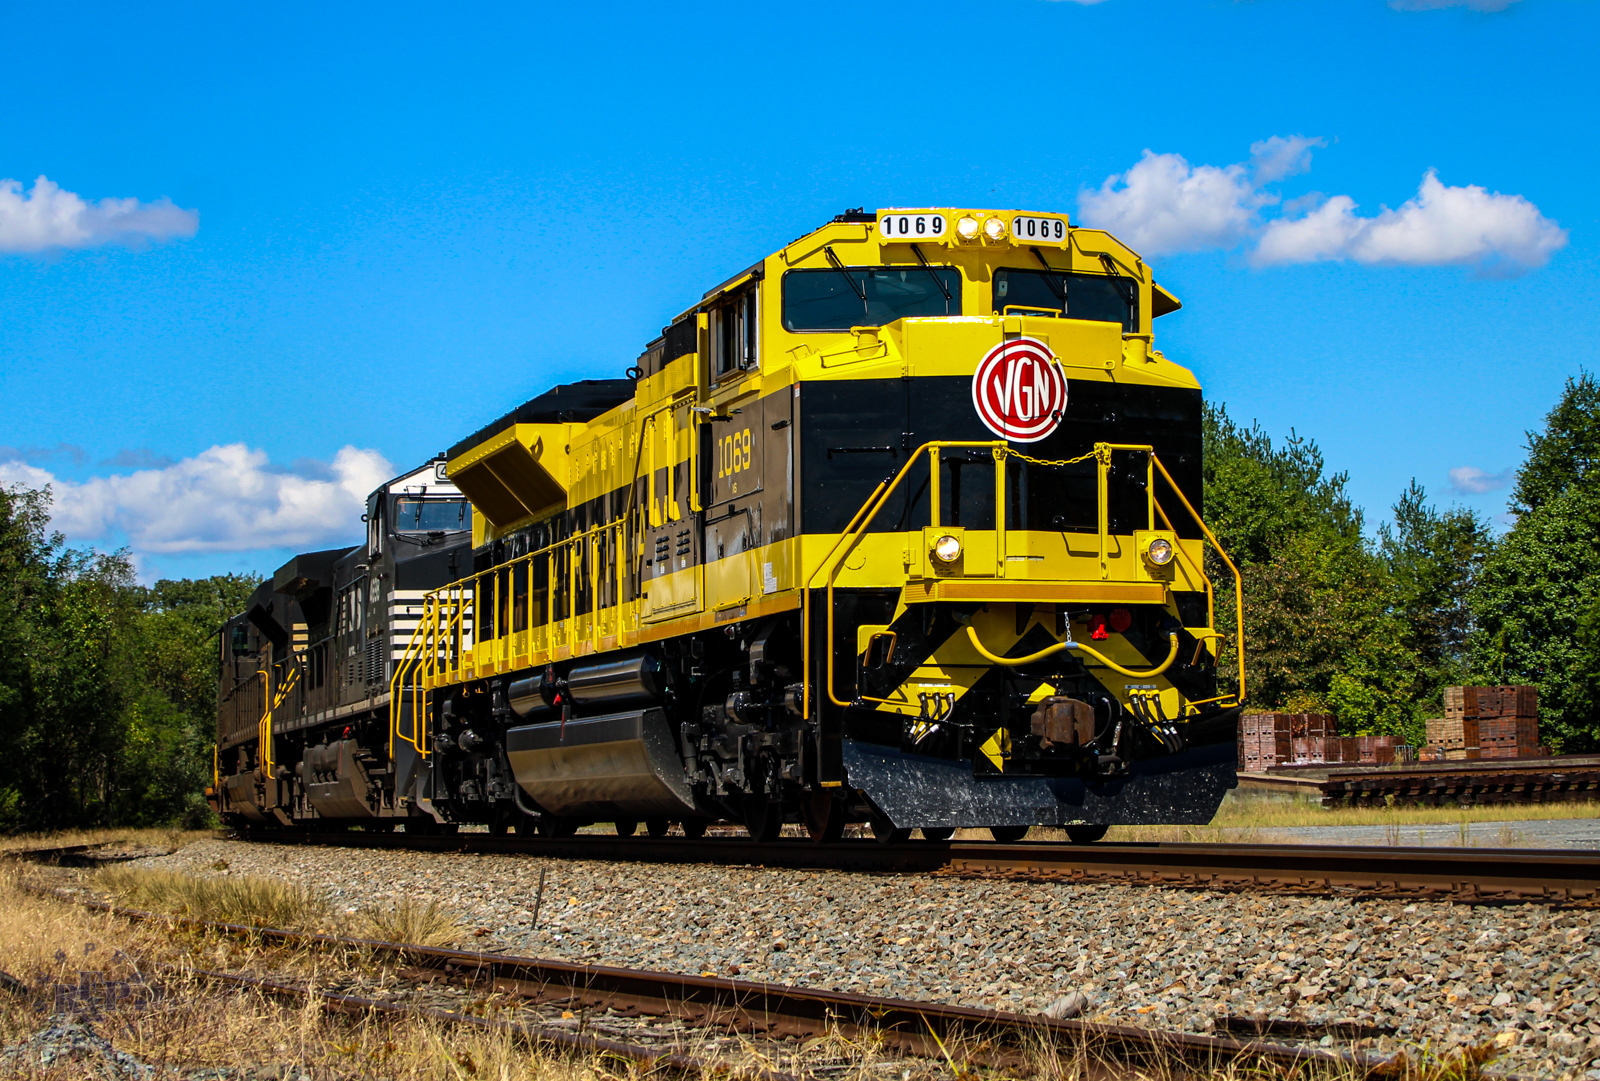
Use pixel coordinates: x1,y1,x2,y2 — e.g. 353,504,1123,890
783,266,961,331
393,497,469,533
993,269,1137,332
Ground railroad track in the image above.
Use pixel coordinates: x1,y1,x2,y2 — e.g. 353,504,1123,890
74,897,1396,1079
230,830,1600,903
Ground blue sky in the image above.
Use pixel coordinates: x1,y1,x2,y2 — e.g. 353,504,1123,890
1,0,1593,581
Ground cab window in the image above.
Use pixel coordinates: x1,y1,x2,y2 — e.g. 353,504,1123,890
393,497,469,532
993,269,1137,332
783,266,961,331
710,285,758,377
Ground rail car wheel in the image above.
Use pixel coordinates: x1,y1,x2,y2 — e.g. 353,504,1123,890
1066,824,1109,844
919,827,955,842
803,791,844,843
615,820,638,838
680,820,708,839
645,818,670,838
989,826,1030,842
872,819,911,845
743,798,782,842
537,817,580,838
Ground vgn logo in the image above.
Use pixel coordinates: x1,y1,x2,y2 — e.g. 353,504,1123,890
970,337,1068,443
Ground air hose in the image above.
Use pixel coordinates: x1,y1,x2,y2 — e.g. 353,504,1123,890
964,625,1181,679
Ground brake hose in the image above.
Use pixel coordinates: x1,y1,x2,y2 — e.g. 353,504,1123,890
964,625,1181,679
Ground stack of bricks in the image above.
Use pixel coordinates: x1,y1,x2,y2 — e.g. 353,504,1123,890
1426,686,1541,760
1239,715,1400,771
1239,712,1292,771
1291,713,1337,764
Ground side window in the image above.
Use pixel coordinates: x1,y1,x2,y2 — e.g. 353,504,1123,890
710,285,758,378
367,495,383,556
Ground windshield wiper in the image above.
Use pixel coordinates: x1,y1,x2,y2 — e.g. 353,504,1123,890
911,244,952,303
824,247,867,302
1030,246,1068,308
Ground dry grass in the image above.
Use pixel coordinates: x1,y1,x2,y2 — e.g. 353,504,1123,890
95,866,335,932
355,897,468,948
0,826,212,855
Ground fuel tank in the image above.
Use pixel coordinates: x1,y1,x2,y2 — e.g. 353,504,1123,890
503,707,696,818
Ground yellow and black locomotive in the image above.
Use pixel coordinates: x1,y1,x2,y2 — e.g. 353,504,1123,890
212,207,1246,843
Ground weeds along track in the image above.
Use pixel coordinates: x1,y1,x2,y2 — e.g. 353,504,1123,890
222,831,1600,904
68,895,1401,1080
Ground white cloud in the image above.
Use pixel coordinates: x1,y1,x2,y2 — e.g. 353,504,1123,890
1448,466,1515,495
1391,0,1520,10
1253,169,1567,270
1077,150,1270,255
1249,135,1324,184
0,175,199,254
0,444,392,554
1077,140,1566,272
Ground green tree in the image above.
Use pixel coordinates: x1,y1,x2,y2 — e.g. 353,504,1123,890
1470,372,1600,752
0,481,259,831
1510,371,1600,515
1379,480,1494,693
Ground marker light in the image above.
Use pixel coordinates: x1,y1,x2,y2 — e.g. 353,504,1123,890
983,216,1008,241
956,216,981,240
1146,537,1174,565
933,534,963,562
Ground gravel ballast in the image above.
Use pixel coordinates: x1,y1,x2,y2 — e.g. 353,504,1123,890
136,839,1600,1078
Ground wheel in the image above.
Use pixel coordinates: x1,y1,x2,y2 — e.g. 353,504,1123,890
679,819,708,839
872,819,911,845
1066,824,1109,844
920,827,955,842
537,817,579,838
743,798,782,842
803,791,845,843
989,825,1030,843
645,818,671,838
615,820,638,838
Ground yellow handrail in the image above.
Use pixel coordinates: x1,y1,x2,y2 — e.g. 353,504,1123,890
804,441,1006,713
1149,453,1246,705
801,440,1245,715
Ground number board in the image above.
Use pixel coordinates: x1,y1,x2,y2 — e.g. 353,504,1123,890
878,211,947,241
1010,215,1068,245
711,423,762,505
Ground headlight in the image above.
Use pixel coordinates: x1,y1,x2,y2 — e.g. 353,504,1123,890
983,217,1008,241
932,534,963,563
956,215,981,240
1146,537,1174,565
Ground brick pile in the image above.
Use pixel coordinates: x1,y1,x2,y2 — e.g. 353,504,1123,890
1425,685,1542,761
1238,714,1398,771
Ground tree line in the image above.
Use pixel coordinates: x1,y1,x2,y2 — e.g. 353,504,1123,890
0,372,1595,830
1206,371,1600,751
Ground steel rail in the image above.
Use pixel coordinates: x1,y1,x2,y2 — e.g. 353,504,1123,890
79,899,1385,1077
231,831,1600,902
191,968,800,1081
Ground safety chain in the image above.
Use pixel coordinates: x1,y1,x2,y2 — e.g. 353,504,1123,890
991,442,1112,468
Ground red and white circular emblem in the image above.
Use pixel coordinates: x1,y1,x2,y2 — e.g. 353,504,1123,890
970,337,1068,443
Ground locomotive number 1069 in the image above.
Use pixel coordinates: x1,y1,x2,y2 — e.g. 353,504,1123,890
878,213,947,239
718,428,752,477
